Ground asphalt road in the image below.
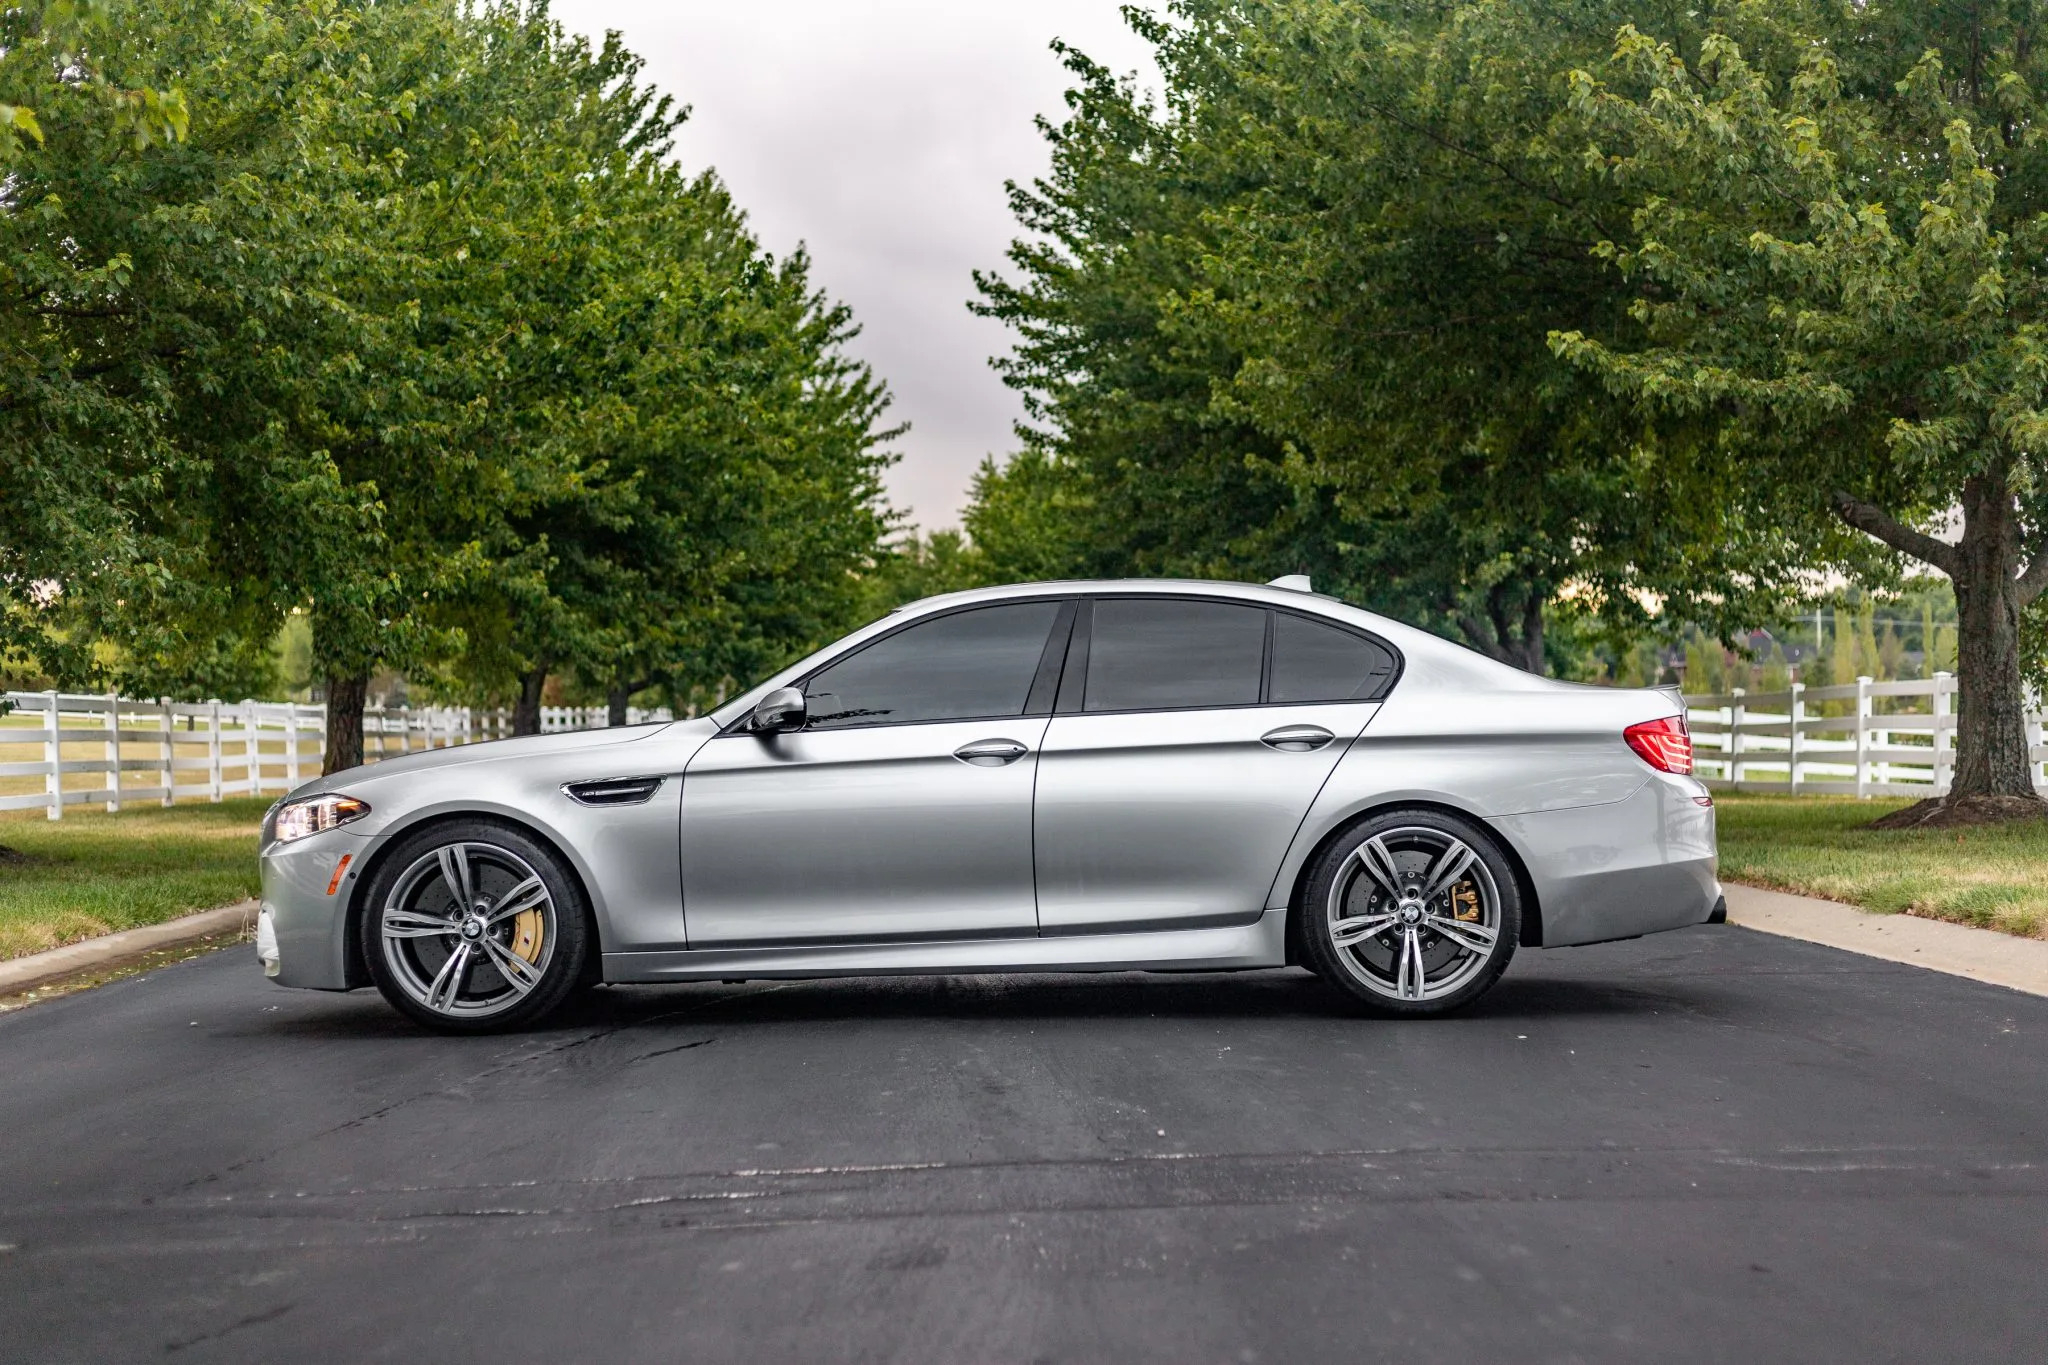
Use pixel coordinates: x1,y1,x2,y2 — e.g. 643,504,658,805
2,925,2045,1364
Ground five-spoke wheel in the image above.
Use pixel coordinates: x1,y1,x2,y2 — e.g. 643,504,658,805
361,822,590,1032
1301,810,1519,1015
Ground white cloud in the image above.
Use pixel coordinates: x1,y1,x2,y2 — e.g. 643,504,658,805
545,0,1159,528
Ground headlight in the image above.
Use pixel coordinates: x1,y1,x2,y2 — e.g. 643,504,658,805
271,793,372,843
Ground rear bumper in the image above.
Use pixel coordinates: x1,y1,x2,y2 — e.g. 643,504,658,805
1489,775,1720,947
258,830,367,990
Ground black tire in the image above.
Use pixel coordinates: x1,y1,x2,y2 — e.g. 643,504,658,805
1299,808,1520,1017
360,819,593,1034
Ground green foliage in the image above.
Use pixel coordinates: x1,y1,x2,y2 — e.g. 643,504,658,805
971,1,1811,676
1,0,896,730
0,1,188,162
1550,1,2048,792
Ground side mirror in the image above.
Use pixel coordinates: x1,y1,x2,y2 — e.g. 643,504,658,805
751,686,807,735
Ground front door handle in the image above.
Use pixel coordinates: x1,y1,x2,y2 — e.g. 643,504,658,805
954,738,1030,767
1260,724,1334,753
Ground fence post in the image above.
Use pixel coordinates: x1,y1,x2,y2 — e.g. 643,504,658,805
242,701,260,796
2029,694,2046,794
207,699,224,801
1787,681,1805,793
42,690,62,821
104,691,122,813
157,697,174,806
285,705,302,789
1728,688,1747,788
1854,676,1874,798
1932,671,1953,797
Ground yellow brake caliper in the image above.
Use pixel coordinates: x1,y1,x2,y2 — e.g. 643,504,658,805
509,907,546,966
1450,881,1482,923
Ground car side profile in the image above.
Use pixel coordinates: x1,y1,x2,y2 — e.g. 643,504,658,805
256,578,1722,1032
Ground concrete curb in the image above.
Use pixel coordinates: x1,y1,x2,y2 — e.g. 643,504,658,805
1725,883,2048,998
0,900,257,996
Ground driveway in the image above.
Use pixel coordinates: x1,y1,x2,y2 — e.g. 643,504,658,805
1,925,2044,1363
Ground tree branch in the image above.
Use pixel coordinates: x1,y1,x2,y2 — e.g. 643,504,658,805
1829,492,1960,575
1455,612,1505,661
2017,545,2048,608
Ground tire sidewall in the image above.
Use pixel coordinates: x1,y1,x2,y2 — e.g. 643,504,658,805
359,819,591,1034
1300,808,1520,1017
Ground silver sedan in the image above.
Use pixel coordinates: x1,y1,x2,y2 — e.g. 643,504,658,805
256,578,1722,1032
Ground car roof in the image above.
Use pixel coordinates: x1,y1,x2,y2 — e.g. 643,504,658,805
705,577,1564,731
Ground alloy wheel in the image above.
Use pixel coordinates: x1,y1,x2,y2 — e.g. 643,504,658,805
1324,826,1503,1003
379,842,557,1020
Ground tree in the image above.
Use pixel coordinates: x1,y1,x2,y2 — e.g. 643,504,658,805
6,0,896,767
971,2,1809,675
0,0,193,682
1551,4,2048,814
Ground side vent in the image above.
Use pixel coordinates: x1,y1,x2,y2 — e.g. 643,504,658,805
563,776,665,808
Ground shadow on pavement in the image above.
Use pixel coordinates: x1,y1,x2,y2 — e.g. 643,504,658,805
244,965,1713,1040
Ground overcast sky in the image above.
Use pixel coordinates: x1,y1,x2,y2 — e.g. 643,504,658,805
546,1,1158,530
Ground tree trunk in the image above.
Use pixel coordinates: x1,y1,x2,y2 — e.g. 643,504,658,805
607,683,631,728
1455,580,1547,674
1949,475,2036,798
513,667,547,737
323,672,369,776
1832,475,2044,804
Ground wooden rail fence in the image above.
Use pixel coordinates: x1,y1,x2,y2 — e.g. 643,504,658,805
9,677,2040,817
0,693,670,819
1683,672,2048,797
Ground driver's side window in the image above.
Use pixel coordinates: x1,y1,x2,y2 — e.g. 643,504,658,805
803,601,1064,730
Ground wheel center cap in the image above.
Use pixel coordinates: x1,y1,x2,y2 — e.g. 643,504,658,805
1397,900,1424,925
460,917,485,941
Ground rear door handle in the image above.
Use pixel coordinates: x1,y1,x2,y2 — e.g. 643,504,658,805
954,738,1030,767
1260,724,1334,753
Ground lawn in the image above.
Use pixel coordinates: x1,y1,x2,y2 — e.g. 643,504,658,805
0,799,266,960
1716,793,2048,939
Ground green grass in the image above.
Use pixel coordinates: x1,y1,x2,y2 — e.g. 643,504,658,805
0,799,266,960
1717,793,2048,939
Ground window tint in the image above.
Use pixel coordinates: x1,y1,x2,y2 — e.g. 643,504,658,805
1270,612,1397,703
1085,599,1266,712
804,602,1062,729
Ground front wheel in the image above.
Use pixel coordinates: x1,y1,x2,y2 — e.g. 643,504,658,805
361,821,592,1033
1299,809,1520,1017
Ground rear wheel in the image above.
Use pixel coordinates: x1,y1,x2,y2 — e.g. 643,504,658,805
361,821,591,1033
1300,809,1519,1016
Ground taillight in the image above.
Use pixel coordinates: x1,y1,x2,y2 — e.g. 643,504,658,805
1624,715,1693,775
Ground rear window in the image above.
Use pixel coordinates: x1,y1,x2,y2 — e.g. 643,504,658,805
1269,612,1398,703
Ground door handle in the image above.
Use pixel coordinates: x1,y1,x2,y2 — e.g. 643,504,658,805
954,738,1030,767
1260,724,1334,753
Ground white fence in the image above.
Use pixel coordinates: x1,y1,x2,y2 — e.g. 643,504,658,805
1684,672,2048,797
0,692,671,819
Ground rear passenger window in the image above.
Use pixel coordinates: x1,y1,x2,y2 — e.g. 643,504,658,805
1269,612,1397,702
1085,599,1267,711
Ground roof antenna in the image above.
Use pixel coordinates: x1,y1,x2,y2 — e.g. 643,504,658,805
1267,574,1312,592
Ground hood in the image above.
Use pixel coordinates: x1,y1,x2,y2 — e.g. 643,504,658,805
279,720,686,802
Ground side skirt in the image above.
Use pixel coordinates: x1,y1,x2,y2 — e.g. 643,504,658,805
603,907,1289,983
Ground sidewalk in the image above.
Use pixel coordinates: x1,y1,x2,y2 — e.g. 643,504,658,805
1725,883,2048,998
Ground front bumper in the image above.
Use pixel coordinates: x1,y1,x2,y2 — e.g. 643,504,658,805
258,830,370,990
